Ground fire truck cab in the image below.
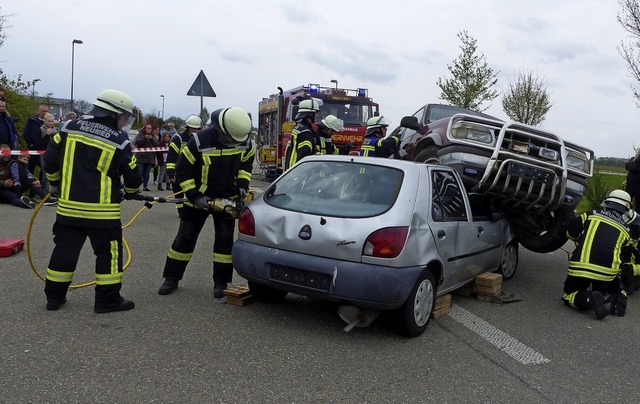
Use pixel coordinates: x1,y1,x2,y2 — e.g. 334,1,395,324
257,83,379,178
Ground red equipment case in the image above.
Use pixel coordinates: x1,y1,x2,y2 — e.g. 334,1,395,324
0,238,25,257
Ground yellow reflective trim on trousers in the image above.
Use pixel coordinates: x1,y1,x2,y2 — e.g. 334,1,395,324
213,252,232,264
110,239,119,274
96,273,122,285
180,178,196,192
168,248,193,261
238,170,251,182
47,171,61,182
166,162,176,170
182,147,196,164
57,206,120,220
46,268,74,283
562,291,578,308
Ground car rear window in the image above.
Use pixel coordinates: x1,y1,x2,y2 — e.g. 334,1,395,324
264,161,403,217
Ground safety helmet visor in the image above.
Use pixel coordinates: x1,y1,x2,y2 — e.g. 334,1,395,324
217,129,248,147
119,112,135,132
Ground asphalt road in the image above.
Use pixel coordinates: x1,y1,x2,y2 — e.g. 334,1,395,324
2,171,640,403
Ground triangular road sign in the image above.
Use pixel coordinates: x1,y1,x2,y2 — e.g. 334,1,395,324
187,70,216,97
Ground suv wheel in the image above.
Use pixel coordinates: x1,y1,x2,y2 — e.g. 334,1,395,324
414,146,440,164
513,207,570,253
395,271,436,337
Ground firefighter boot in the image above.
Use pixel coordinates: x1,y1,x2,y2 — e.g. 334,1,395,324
588,291,608,320
213,282,228,299
158,278,179,295
94,284,135,313
44,279,70,311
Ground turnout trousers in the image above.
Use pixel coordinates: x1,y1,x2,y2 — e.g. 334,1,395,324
44,222,124,305
162,204,235,285
562,275,619,310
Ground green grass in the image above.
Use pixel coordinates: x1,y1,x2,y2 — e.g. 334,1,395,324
576,167,627,214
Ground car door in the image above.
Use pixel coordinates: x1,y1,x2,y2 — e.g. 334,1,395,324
427,169,503,292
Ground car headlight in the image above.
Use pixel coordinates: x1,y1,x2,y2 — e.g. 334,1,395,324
566,179,586,194
565,151,590,174
450,122,494,145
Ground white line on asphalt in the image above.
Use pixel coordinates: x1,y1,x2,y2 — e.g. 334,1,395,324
448,304,550,365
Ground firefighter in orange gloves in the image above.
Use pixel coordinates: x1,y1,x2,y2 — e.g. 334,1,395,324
42,89,142,313
158,107,254,299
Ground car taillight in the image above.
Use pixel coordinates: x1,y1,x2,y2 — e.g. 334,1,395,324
363,227,408,258
238,208,255,236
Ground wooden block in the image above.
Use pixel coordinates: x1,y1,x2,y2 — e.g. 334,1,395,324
477,294,495,302
432,306,450,319
224,285,251,298
475,273,502,287
435,294,452,310
476,284,502,296
454,283,475,297
226,294,254,307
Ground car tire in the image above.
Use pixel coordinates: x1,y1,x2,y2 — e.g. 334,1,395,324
248,281,288,303
395,270,436,337
414,146,440,164
513,207,571,253
498,242,518,280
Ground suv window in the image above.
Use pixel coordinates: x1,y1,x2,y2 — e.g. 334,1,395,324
266,161,403,218
431,170,467,221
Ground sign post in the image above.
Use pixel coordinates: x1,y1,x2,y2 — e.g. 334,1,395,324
187,70,217,121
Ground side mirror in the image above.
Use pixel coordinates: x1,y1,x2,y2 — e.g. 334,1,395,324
400,116,420,131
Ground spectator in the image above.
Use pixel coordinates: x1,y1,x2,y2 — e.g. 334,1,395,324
22,104,49,181
133,123,158,191
39,112,58,192
0,144,35,208
156,131,171,190
62,111,78,126
152,125,161,186
0,100,20,150
10,153,57,206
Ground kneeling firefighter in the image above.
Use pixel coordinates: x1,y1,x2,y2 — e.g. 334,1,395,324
43,89,142,313
158,107,254,298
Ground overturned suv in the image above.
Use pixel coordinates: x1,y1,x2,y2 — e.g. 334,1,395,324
393,104,594,253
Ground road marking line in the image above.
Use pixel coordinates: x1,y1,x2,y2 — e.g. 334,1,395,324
448,304,550,365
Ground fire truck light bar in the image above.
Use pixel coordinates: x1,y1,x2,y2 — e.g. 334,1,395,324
357,88,368,97
309,83,319,93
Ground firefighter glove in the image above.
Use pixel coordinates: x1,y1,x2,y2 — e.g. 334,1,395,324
49,184,59,198
238,188,247,200
192,195,211,210
610,291,628,317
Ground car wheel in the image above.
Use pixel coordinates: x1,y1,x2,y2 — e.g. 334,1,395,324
395,271,436,337
513,207,570,253
248,281,288,303
499,242,518,280
414,146,440,164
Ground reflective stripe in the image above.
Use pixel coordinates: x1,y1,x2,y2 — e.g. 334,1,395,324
213,252,232,264
96,273,122,285
182,147,196,164
110,239,119,274
166,162,176,170
237,169,251,182
46,268,74,283
562,291,578,308
180,178,196,192
168,248,193,262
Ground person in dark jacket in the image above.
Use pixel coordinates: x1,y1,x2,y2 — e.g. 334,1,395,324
157,107,254,299
43,89,142,313
133,122,158,191
285,98,320,170
22,104,49,178
0,100,20,150
562,190,634,320
165,114,201,215
625,150,640,213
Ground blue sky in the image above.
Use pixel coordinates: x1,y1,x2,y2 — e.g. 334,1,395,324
2,0,639,157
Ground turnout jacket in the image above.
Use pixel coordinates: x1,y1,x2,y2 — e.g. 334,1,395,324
567,209,633,281
285,120,316,170
165,129,191,177
176,127,254,202
43,118,142,228
359,133,399,158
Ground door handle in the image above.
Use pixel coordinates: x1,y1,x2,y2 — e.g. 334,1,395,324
437,230,445,239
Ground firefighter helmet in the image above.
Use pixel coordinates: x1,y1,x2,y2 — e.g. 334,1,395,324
185,114,202,129
295,98,321,120
601,189,632,213
320,115,344,132
91,89,134,115
366,115,390,136
211,107,251,147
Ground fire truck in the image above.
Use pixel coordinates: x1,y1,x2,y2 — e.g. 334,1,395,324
257,83,379,178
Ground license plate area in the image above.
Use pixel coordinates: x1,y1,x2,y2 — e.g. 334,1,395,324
269,264,332,292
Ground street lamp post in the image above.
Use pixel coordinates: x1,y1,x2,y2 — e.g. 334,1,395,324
160,95,165,120
70,39,83,113
330,79,338,90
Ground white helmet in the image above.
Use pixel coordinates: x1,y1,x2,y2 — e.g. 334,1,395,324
185,114,202,129
212,107,251,146
601,189,632,213
320,115,344,132
366,115,390,129
295,98,321,120
92,89,134,114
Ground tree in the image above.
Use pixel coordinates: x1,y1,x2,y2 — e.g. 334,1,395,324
0,7,8,48
618,0,640,106
436,30,499,112
200,106,210,126
502,69,552,126
74,99,92,115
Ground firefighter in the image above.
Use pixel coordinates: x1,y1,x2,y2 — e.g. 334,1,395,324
158,107,254,298
285,98,320,170
359,116,400,158
315,115,349,155
165,114,202,216
43,89,142,313
562,190,635,319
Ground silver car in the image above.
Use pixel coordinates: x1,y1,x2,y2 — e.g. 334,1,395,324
233,155,518,337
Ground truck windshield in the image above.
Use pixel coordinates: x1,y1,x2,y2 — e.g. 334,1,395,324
319,101,373,126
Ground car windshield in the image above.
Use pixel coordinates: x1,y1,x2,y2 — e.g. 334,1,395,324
265,160,403,217
428,104,499,123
